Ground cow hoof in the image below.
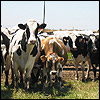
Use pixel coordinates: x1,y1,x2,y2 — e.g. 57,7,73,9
49,83,53,87
60,86,64,90
15,89,19,93
10,83,14,88
19,82,24,88
92,78,96,82
15,87,18,92
75,77,78,80
42,87,46,92
43,84,47,90
82,79,86,82
29,84,34,89
5,82,9,87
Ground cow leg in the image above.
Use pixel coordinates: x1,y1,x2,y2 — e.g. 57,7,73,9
85,59,91,79
74,63,79,80
81,61,86,82
15,76,19,91
5,69,9,87
47,72,50,83
42,67,47,89
24,65,34,89
49,72,52,86
20,71,23,84
55,73,58,83
14,62,19,90
11,65,14,88
58,64,63,89
92,64,96,81
4,54,11,87
29,67,40,89
19,71,24,88
1,52,4,74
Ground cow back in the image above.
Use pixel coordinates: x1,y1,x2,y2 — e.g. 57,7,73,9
41,36,68,65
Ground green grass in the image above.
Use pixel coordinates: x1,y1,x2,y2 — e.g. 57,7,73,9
1,79,99,99
67,52,72,59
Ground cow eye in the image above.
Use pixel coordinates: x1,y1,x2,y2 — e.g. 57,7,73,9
18,41,21,44
48,60,52,67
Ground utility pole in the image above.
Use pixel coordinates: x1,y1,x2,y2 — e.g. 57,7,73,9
42,1,45,33
43,1,45,24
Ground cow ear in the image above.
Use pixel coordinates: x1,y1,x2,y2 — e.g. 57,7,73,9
18,24,26,30
58,57,64,62
38,23,47,34
63,37,67,42
39,23,47,29
40,55,47,62
48,56,52,61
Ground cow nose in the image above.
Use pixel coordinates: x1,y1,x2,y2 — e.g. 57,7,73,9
30,40,36,44
52,71,57,75
50,71,57,75
93,47,97,50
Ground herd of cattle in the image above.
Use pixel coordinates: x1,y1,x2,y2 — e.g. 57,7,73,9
1,19,99,91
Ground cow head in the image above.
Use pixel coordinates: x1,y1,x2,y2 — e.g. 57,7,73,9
18,19,46,45
95,35,99,50
75,35,84,50
63,36,73,52
40,53,64,75
18,19,46,52
87,34,98,52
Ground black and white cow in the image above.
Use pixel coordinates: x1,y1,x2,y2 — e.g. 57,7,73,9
86,34,99,81
9,19,46,90
53,31,73,52
1,30,15,88
1,26,24,87
70,35,91,82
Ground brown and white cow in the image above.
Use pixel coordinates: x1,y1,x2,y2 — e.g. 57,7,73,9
40,36,68,89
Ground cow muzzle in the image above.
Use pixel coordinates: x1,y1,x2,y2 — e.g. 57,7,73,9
29,40,36,44
50,71,57,75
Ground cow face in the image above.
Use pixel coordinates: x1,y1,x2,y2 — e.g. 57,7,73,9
90,35,98,51
63,36,73,52
87,35,98,51
18,19,46,45
95,35,99,50
40,53,64,75
75,36,84,50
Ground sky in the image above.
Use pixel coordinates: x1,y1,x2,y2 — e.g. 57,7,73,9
1,1,99,31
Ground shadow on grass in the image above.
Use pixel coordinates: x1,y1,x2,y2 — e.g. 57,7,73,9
26,80,73,98
1,80,73,99
1,89,13,99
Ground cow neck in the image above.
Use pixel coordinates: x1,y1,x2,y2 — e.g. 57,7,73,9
46,43,53,57
26,42,36,54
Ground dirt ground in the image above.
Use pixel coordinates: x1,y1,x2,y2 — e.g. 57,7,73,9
1,64,99,84
62,65,99,82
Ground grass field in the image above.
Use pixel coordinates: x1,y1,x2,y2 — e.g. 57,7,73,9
1,78,99,99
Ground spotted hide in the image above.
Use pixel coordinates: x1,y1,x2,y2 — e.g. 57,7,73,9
1,29,14,87
86,34,99,81
70,35,91,82
9,19,46,90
